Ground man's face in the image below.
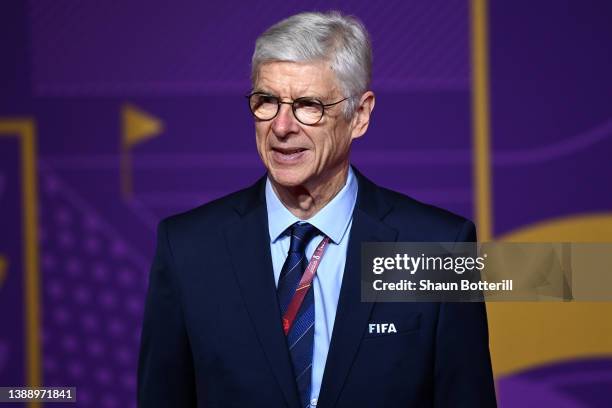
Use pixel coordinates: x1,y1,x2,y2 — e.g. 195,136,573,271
253,61,356,190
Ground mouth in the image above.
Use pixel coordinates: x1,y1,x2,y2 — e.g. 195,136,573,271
270,147,308,163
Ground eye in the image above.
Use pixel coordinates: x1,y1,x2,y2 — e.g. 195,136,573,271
250,93,278,110
249,93,280,121
259,95,278,104
253,94,278,106
294,98,323,111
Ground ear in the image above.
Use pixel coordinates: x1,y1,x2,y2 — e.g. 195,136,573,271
350,91,376,140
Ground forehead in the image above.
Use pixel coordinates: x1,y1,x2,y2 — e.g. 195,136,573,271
255,61,339,98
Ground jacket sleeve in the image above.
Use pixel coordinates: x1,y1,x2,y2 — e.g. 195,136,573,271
433,220,497,407
138,219,197,407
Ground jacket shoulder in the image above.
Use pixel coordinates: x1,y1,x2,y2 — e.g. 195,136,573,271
378,186,475,242
160,178,263,236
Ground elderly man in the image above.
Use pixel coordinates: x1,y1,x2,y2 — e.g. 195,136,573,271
138,11,496,408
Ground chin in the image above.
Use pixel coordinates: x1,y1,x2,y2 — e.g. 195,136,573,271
268,167,311,188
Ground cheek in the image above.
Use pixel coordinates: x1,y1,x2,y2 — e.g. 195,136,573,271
311,133,341,170
254,125,269,146
324,129,350,158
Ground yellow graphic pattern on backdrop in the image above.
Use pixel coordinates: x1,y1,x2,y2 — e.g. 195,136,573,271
0,255,7,288
120,103,164,199
0,119,41,408
470,0,612,377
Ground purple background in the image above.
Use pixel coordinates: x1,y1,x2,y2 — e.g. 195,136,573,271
1,0,611,406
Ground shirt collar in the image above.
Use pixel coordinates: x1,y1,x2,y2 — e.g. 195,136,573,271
265,166,358,244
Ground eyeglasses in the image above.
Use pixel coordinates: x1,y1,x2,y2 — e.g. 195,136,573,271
247,92,349,125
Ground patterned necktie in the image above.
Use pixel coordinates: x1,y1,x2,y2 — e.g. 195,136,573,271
277,222,319,408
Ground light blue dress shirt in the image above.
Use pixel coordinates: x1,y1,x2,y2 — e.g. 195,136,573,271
265,166,358,407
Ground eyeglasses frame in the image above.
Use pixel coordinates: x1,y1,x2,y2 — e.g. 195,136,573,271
246,92,350,125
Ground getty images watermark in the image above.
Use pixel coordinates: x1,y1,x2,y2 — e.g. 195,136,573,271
361,242,612,302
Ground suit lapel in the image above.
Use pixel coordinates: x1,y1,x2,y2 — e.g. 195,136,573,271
223,170,397,408
224,180,301,408
317,171,398,408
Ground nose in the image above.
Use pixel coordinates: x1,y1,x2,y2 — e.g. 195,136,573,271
271,103,300,138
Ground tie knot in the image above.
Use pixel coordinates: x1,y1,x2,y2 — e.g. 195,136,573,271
288,222,319,254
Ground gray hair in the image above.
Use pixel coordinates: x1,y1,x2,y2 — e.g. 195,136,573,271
251,11,372,119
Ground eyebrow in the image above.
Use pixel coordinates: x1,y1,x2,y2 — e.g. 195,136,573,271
251,88,274,95
251,89,328,100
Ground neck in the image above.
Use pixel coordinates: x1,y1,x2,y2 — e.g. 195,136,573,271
271,164,349,219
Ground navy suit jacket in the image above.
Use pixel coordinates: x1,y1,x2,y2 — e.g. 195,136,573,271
138,169,497,407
